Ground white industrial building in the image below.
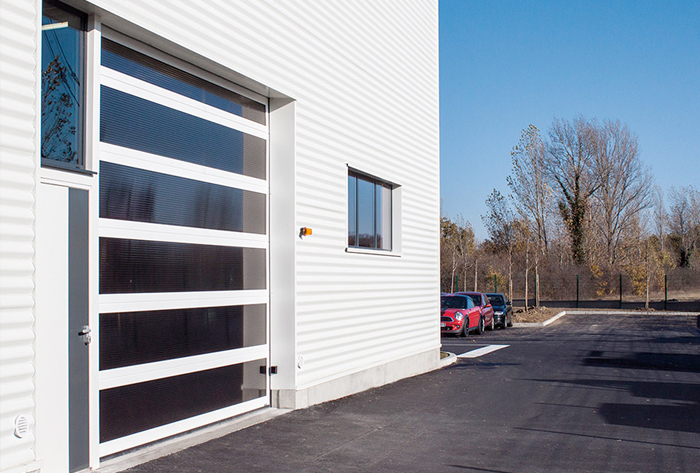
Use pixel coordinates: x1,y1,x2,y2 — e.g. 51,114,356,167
0,0,441,471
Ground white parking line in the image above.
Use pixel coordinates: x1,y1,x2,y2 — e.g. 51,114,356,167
458,344,510,358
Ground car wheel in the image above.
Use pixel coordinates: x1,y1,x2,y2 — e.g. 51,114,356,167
501,319,507,330
476,316,484,335
507,312,513,327
489,316,495,331
461,320,469,337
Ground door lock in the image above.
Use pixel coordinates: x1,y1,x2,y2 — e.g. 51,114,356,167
78,325,91,345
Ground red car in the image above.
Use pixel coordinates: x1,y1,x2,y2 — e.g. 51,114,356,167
455,292,495,332
441,293,492,336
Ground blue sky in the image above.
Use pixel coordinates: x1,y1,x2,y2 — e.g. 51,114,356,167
439,0,700,240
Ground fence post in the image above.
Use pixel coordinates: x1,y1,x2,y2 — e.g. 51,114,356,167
576,275,579,308
494,274,498,293
455,275,458,292
619,274,623,309
664,274,668,311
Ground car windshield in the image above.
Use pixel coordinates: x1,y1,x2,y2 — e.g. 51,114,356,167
489,295,504,305
441,296,467,309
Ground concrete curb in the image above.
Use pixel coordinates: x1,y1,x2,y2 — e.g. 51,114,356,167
565,309,700,316
512,309,700,328
440,352,458,367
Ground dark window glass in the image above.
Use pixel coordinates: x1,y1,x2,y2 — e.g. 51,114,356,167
101,39,266,125
100,162,266,234
100,86,266,179
100,360,267,442
99,238,266,294
348,170,393,251
41,1,85,169
441,296,468,310
489,295,504,304
376,183,392,250
100,304,266,370
357,176,375,248
348,174,357,246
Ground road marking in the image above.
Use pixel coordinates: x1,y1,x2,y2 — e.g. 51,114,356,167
458,344,510,358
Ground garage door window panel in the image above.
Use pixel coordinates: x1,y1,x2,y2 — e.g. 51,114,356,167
99,238,266,294
102,39,265,125
100,86,266,179
100,304,266,370
100,162,266,234
99,359,266,443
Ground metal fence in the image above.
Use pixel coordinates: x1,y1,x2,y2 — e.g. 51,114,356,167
444,267,700,312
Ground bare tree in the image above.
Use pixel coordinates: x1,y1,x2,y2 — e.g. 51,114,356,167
482,189,515,299
512,219,533,310
508,124,552,306
546,117,602,265
441,215,475,292
652,186,667,253
589,120,653,267
668,185,700,267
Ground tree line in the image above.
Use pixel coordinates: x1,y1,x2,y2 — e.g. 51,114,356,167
442,117,700,308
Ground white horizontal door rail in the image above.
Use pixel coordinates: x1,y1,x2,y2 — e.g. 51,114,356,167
99,219,268,249
100,143,268,195
99,345,268,390
99,290,269,314
101,67,269,139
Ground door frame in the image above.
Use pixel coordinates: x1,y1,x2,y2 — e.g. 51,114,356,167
35,178,99,473
95,28,271,458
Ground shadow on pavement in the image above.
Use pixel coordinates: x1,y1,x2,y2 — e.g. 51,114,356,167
584,351,700,373
527,377,700,434
599,403,700,433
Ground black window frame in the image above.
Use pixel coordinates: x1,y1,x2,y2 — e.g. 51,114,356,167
41,0,88,173
347,169,393,251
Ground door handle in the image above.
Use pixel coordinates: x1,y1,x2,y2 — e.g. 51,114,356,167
78,325,91,345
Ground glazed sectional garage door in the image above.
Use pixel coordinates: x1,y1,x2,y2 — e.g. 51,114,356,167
97,38,269,456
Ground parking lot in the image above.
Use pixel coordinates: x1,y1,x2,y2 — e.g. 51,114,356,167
123,313,700,473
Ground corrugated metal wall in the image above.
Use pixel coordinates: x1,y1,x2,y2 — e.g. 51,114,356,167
0,0,438,468
88,0,441,390
0,0,38,470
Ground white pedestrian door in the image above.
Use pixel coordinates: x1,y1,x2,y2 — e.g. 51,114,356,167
36,184,90,473
96,37,270,457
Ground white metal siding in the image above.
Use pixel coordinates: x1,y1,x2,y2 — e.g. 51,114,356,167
86,0,441,390
0,0,37,470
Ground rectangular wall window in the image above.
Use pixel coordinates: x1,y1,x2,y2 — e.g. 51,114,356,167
41,0,86,169
348,170,393,251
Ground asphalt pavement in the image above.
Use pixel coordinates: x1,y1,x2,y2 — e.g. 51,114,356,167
117,313,700,473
